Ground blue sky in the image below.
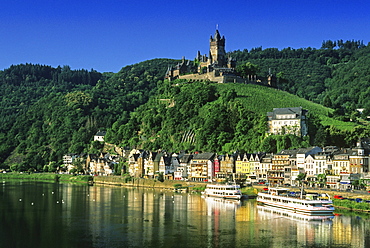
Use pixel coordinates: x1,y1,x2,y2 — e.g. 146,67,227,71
1,0,370,72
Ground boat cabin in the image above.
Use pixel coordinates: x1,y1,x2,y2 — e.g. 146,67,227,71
268,188,290,196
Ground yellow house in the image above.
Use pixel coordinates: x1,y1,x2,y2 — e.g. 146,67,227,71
235,154,250,178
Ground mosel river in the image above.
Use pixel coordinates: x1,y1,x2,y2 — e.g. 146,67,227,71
1,181,370,248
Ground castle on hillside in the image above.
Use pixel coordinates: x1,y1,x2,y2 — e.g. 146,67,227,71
165,29,276,86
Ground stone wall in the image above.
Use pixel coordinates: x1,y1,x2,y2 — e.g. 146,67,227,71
178,71,247,84
93,176,206,189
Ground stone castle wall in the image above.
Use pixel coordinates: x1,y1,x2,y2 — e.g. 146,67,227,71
179,71,248,84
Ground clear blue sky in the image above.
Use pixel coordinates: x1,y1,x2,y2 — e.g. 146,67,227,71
1,0,370,72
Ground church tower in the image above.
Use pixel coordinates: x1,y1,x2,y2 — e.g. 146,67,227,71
209,29,226,67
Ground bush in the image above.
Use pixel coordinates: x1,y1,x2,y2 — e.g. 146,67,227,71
333,199,370,210
173,183,182,188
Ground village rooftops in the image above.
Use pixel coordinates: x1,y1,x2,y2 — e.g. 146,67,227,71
192,152,215,160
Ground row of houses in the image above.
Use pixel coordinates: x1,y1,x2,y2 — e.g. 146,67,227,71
62,153,119,176
63,140,370,190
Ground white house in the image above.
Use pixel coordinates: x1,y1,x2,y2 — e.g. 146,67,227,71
94,131,106,142
267,107,308,136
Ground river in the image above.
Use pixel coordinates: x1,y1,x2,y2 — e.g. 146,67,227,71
0,181,369,248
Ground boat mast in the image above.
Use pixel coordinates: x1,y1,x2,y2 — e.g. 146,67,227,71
300,183,304,199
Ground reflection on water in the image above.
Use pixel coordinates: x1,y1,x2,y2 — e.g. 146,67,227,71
1,181,370,248
203,196,241,211
257,205,334,223
256,205,334,247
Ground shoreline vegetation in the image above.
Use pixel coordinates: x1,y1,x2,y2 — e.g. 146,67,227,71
0,172,93,184
1,173,370,213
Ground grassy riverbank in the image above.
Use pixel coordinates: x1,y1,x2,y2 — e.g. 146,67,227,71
0,173,260,198
333,199,370,212
0,172,93,183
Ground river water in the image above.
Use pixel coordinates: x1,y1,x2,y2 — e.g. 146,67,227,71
0,181,369,248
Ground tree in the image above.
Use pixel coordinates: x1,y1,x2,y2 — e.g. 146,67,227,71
321,40,336,49
313,126,329,147
72,158,85,174
156,172,164,182
236,62,260,78
89,141,104,154
296,173,306,187
222,89,237,102
316,174,326,188
260,136,277,153
322,95,333,108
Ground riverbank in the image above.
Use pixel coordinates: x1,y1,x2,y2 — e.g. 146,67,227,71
94,175,208,192
3,173,370,212
0,173,258,196
0,173,206,191
0,172,93,184
92,176,258,196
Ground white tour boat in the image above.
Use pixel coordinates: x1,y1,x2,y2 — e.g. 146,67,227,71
202,183,242,200
257,187,334,216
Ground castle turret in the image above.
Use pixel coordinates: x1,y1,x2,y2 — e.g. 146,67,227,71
267,68,277,87
227,56,236,69
210,29,226,67
196,51,202,62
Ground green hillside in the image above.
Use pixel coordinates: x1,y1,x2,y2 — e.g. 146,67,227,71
214,83,355,130
2,39,370,172
231,40,370,119
105,79,363,155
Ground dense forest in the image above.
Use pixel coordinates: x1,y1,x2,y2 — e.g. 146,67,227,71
0,60,171,171
231,40,369,112
2,40,370,172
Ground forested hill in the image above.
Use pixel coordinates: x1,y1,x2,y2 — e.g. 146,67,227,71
230,40,370,114
0,60,172,171
2,40,370,172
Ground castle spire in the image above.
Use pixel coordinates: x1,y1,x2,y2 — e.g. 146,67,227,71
214,29,221,40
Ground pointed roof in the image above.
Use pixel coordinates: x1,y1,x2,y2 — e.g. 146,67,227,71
214,29,221,40
192,152,215,160
95,130,106,136
179,154,193,163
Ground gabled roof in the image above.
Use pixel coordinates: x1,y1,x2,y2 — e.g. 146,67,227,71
179,154,193,163
138,150,149,159
154,152,164,162
154,152,172,165
322,146,339,153
267,107,306,120
254,153,266,161
295,146,322,156
95,131,106,136
192,152,215,160
276,149,298,158
312,152,331,159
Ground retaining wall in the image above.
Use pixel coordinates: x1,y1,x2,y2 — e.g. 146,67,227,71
93,176,206,189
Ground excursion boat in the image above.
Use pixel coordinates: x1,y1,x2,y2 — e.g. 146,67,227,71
257,187,334,216
202,183,242,200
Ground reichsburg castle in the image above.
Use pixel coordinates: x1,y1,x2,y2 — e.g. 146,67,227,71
165,29,276,86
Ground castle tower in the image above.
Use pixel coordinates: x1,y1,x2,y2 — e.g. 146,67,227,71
267,68,277,87
209,29,226,67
